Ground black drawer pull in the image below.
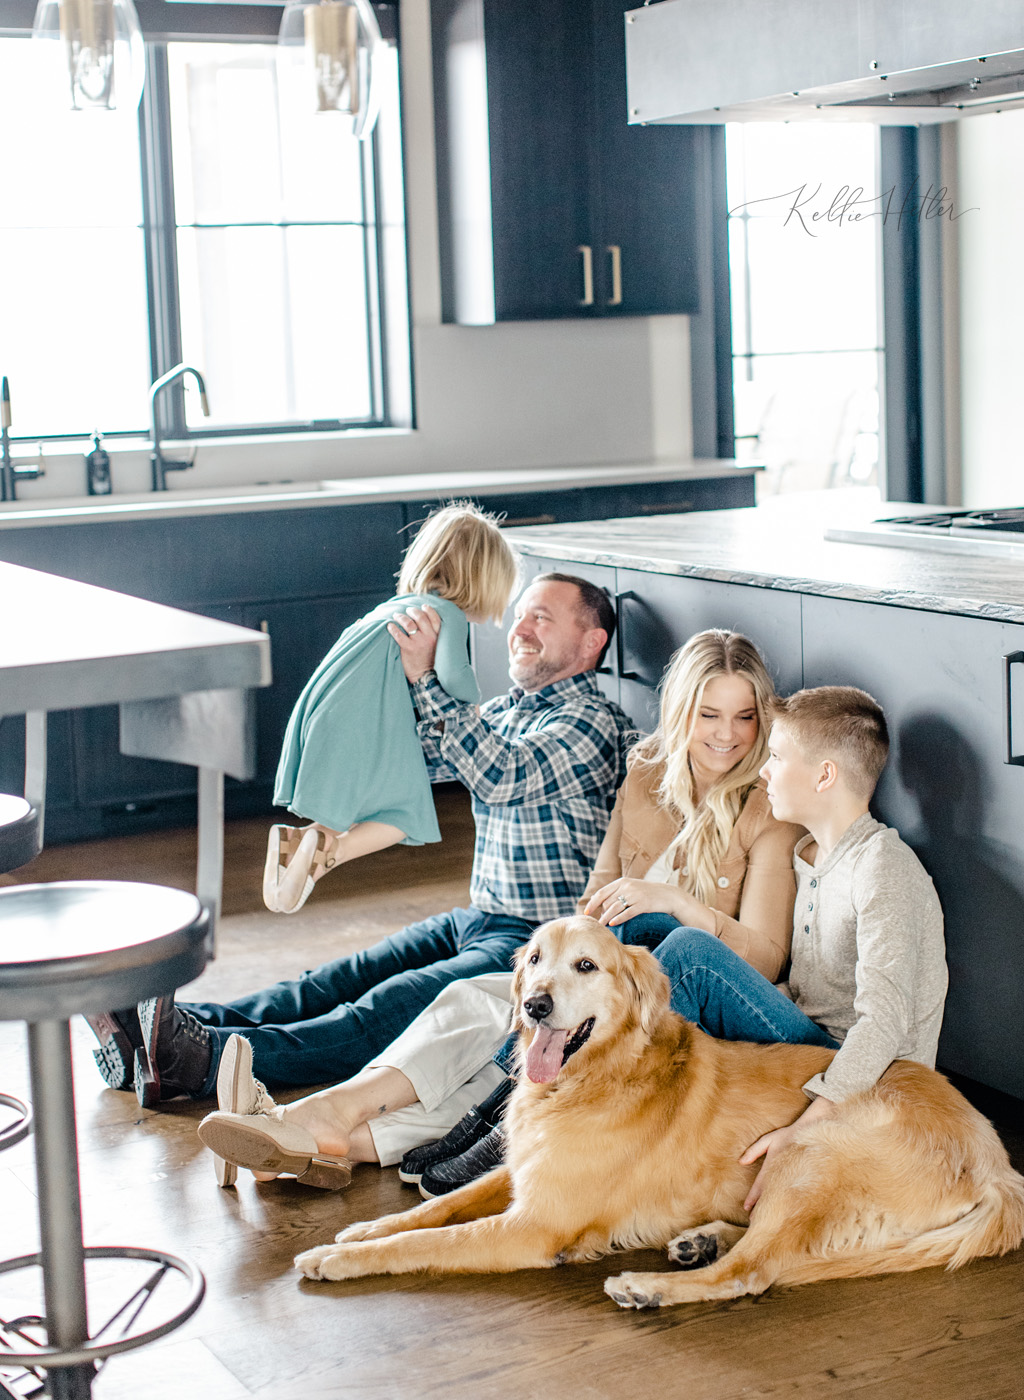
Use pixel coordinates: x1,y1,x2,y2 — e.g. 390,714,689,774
501,514,557,528
615,590,645,682
1004,652,1024,765
638,501,694,515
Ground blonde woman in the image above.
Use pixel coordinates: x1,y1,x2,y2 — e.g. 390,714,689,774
265,501,518,912
198,631,805,1191
581,628,798,980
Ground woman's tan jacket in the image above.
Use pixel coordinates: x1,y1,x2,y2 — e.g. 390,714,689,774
578,757,804,982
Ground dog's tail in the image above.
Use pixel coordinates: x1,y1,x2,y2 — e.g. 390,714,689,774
774,1170,1024,1287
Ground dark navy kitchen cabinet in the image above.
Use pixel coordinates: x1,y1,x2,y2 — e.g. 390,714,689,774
611,570,803,731
432,0,703,323
589,0,701,318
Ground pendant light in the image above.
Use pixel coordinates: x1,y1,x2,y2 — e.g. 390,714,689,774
277,0,384,136
31,0,145,112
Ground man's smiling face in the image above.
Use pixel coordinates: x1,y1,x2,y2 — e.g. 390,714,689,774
507,579,604,693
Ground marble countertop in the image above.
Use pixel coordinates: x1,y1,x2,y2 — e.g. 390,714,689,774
0,459,758,531
503,489,1024,625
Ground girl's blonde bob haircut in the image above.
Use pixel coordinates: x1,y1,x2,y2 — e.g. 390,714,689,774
632,629,777,905
398,501,519,624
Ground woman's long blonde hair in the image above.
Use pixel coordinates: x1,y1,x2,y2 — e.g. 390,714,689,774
398,501,519,623
632,630,776,904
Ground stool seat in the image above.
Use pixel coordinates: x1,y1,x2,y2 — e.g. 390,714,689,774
0,793,40,875
0,881,208,1022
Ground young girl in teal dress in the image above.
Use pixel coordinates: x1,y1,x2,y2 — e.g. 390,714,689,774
264,502,518,913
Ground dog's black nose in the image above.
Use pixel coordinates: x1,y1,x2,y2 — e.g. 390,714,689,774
523,992,553,1022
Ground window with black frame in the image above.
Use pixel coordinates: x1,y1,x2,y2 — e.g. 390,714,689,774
0,1,409,447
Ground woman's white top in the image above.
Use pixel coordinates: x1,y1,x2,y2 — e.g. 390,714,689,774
644,846,682,885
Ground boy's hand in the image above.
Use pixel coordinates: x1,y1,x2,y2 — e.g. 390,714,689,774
388,604,441,682
739,1095,836,1212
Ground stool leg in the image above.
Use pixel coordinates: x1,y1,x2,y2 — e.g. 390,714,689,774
28,1019,93,1400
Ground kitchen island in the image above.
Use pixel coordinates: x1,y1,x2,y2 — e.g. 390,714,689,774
488,489,1024,1101
0,459,755,843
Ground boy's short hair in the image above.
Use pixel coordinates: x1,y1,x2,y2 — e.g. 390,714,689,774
771,685,889,799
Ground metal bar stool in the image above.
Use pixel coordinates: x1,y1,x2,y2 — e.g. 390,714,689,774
0,880,211,1399
0,790,42,1160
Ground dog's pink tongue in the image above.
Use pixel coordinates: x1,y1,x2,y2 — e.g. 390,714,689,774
525,1026,569,1083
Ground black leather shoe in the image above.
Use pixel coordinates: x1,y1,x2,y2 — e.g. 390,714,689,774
135,995,213,1106
398,1075,513,1185
84,1008,143,1091
418,1124,505,1199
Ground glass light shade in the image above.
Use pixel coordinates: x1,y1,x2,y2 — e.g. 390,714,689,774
277,0,384,136
32,0,145,112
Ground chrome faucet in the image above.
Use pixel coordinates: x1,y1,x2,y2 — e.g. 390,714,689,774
149,364,210,492
1,378,44,503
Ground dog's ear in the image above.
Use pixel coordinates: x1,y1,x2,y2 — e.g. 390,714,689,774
510,942,531,1032
621,943,671,1037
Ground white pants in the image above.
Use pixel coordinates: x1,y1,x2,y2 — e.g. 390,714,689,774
365,972,514,1166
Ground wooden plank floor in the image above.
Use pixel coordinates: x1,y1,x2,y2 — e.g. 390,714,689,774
1,790,1022,1399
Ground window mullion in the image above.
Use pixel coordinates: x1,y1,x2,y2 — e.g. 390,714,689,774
139,41,186,439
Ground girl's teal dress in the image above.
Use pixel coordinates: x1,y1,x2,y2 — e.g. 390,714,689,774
273,593,479,845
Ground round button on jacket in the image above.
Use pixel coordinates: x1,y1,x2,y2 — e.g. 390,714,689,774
717,876,730,889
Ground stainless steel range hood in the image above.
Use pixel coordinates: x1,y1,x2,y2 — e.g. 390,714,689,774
625,0,1024,125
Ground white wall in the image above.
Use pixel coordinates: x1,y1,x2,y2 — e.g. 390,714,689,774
956,107,1024,509
15,0,693,500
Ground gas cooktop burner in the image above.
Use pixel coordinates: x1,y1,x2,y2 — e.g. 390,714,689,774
879,508,1024,535
825,507,1024,555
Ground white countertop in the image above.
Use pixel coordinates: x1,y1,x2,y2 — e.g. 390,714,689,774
502,489,1024,625
0,460,759,531
0,561,270,716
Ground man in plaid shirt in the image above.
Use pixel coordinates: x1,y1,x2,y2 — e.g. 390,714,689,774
90,574,633,1102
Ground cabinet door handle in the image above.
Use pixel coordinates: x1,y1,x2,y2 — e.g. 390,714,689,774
615,590,645,681
607,245,623,306
501,513,557,528
1004,651,1024,765
577,245,594,306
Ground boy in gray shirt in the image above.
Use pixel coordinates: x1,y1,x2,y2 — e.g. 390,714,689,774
653,685,947,1212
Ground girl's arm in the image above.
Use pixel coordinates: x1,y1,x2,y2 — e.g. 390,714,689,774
430,604,480,705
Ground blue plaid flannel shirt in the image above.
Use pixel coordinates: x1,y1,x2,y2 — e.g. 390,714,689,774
412,669,634,924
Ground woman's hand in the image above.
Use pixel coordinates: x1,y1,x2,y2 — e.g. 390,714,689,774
739,1095,836,1212
584,878,693,928
387,604,441,682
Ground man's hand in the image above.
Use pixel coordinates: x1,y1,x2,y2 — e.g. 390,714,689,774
739,1094,836,1212
387,604,441,683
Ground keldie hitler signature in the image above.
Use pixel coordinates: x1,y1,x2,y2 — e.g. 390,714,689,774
729,180,978,236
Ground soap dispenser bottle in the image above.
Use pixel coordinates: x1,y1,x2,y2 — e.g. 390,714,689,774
86,431,112,496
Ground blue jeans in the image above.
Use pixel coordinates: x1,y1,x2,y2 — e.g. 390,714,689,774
652,923,839,1048
183,905,533,1094
494,913,836,1071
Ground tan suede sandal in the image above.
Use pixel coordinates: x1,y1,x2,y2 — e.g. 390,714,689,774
197,1109,353,1190
273,826,343,914
262,824,310,912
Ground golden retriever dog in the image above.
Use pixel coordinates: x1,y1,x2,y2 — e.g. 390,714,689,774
295,917,1024,1308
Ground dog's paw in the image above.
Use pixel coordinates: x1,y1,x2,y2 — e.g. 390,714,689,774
335,1219,390,1243
295,1244,349,1280
666,1229,719,1269
604,1273,664,1310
